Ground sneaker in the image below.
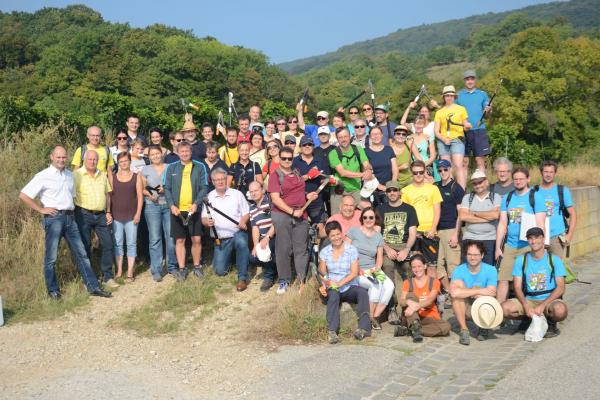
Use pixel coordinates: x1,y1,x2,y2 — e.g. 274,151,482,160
371,316,382,330
260,279,274,292
544,320,561,338
410,320,424,343
476,328,490,341
394,325,410,337
459,329,470,346
353,328,371,341
328,330,339,344
388,307,401,325
276,280,288,295
48,291,62,300
103,279,120,289
192,266,204,279
176,269,187,282
517,318,532,333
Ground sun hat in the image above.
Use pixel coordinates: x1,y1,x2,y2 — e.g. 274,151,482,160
470,169,487,181
255,244,272,263
181,112,197,132
471,296,504,329
317,111,329,119
394,124,410,132
442,85,457,96
360,177,379,199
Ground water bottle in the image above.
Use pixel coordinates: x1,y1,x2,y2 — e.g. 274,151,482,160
0,295,4,327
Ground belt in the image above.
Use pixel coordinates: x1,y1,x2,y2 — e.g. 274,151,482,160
76,206,105,215
44,209,74,217
219,237,233,241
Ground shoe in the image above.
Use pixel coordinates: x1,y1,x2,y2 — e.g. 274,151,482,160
328,330,339,344
48,291,62,300
544,320,561,338
103,279,120,289
260,279,274,292
236,280,248,292
353,328,371,341
152,275,163,282
90,288,112,298
410,320,424,343
176,269,187,282
394,325,410,337
517,318,532,333
371,316,382,330
476,328,490,341
276,280,288,295
459,329,470,346
388,307,401,325
192,266,204,279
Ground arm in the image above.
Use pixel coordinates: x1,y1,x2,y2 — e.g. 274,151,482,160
535,212,546,232
426,140,436,166
163,165,175,207
270,192,302,219
389,158,398,189
473,207,500,221
565,206,577,244
400,101,416,125
450,279,496,299
375,246,384,270
459,207,491,223
495,212,508,258
133,174,143,224
105,183,112,224
426,202,441,238
411,141,424,161
19,192,57,216
334,164,363,179
296,102,306,130
227,174,233,188
334,259,360,288
251,226,260,256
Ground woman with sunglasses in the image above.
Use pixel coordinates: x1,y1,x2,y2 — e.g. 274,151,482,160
262,139,282,189
249,131,267,168
347,207,394,330
362,102,375,127
410,115,439,183
391,125,413,188
364,126,398,206
285,116,299,136
144,128,171,158
110,129,131,166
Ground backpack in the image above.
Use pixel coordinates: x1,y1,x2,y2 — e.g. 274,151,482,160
274,167,301,197
532,184,571,233
335,144,364,173
80,144,111,170
407,276,434,293
505,188,536,210
520,251,557,296
468,185,496,208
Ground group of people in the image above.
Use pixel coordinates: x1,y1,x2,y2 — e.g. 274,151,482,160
20,70,577,344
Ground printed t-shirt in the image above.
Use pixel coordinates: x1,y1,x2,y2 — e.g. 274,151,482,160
535,185,573,238
376,202,419,246
512,252,566,301
401,183,443,232
500,189,546,248
451,263,498,289
434,104,468,140
402,278,442,319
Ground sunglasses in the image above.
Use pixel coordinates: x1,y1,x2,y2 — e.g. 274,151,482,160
267,146,279,150
316,116,327,121
437,168,449,172
362,215,375,220
301,143,314,147
363,107,372,111
285,141,296,145
280,157,293,161
412,171,425,176
117,137,128,140
386,188,399,193
394,130,408,135
175,139,184,142
289,120,298,123
349,111,359,115
354,125,366,129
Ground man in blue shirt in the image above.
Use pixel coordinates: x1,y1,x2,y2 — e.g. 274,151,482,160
502,227,568,338
495,167,546,303
296,103,334,145
534,160,577,259
456,70,491,173
450,240,498,345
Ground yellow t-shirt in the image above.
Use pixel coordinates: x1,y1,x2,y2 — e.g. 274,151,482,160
434,104,468,140
179,163,193,212
71,145,114,172
401,183,443,232
74,168,111,211
218,145,239,167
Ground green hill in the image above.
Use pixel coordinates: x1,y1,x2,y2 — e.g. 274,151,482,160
280,0,600,74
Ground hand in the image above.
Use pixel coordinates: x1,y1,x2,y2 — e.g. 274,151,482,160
425,229,436,239
105,212,113,225
150,194,159,203
448,234,459,248
404,307,415,317
429,99,440,109
484,105,492,114
565,233,573,246
171,205,180,216
238,221,247,230
206,217,215,227
377,184,386,191
259,237,269,249
40,207,58,216
362,170,374,181
533,304,545,317
409,101,417,109
190,203,198,214
443,138,452,146
319,285,328,297
495,247,503,259
251,247,257,257
524,304,538,319
295,102,302,112
396,248,410,262
337,106,345,113
133,213,141,225
306,192,318,201
157,185,164,194
463,121,472,131
292,209,302,218
385,247,397,260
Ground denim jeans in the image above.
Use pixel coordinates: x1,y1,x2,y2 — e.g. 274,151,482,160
144,202,177,278
249,236,276,281
43,213,99,293
212,230,249,281
113,220,138,257
75,208,114,281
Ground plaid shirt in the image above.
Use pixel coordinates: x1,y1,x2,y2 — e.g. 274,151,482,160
319,243,359,293
74,168,111,211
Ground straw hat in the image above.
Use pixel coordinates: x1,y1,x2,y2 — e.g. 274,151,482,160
181,112,197,132
442,85,458,97
471,296,504,329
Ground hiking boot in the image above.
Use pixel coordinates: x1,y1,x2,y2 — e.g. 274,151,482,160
192,266,204,279
371,316,382,330
388,307,401,325
103,278,120,289
476,328,490,341
410,320,424,343
353,328,371,341
328,330,339,344
459,329,470,346
517,318,532,333
176,268,187,282
276,280,288,295
544,320,561,338
393,325,410,337
260,279,274,292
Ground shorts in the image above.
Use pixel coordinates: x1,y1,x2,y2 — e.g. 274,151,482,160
498,245,530,281
548,236,565,258
506,298,567,317
464,128,491,157
437,138,465,157
170,211,202,239
436,229,462,279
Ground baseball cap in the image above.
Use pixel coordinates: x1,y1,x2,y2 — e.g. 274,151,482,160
438,159,452,169
470,169,487,181
360,177,379,199
375,104,389,113
284,134,296,144
317,126,330,136
250,122,265,131
464,70,477,79
526,227,545,238
316,111,329,119
299,136,313,146
385,181,400,190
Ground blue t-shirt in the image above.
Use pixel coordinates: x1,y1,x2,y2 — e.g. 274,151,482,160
535,185,573,238
512,252,566,300
456,88,489,129
500,190,546,248
436,179,465,230
376,122,396,145
451,262,498,289
364,145,396,185
304,124,335,145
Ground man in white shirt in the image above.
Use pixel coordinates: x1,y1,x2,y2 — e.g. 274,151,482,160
19,146,112,299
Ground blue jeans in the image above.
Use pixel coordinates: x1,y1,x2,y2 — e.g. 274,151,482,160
212,230,249,281
43,212,99,293
144,202,177,278
75,208,114,281
113,220,138,257
249,237,276,281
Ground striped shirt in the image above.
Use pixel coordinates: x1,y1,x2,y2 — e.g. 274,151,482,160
249,194,272,238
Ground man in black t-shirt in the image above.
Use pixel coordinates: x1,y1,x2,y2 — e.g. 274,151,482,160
376,181,419,324
227,142,262,196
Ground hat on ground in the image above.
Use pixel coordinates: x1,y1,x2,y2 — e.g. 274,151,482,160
394,124,410,133
255,244,272,263
464,70,477,79
385,181,400,190
375,104,389,113
317,126,330,135
300,136,313,146
442,85,457,96
471,296,504,329
317,111,329,119
470,169,487,181
438,159,452,169
526,227,545,238
284,134,297,144
181,112,197,132
360,177,380,199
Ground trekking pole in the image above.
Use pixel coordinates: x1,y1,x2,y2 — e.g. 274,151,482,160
203,198,221,246
477,78,503,128
414,85,426,103
299,88,309,113
342,90,367,110
368,79,377,121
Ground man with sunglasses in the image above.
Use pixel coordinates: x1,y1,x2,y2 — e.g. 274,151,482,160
351,119,369,148
374,104,396,145
284,134,300,155
164,132,183,164
376,181,419,324
296,103,334,145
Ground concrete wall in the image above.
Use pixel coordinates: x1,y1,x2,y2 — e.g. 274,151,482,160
569,186,600,258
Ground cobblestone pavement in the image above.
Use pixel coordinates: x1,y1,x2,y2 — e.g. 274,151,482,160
251,252,599,400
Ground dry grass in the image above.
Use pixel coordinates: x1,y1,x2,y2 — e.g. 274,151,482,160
528,163,600,187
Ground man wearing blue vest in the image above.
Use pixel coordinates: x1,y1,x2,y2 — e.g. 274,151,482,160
457,70,491,173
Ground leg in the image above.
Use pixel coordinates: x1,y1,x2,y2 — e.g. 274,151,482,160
548,236,565,259
501,298,525,320
497,245,528,303
375,277,395,316
421,317,451,337
272,212,293,282
451,149,466,189
145,203,164,279
42,215,64,294
546,299,568,322
473,128,491,173
63,215,100,292
95,214,114,281
233,231,250,281
175,239,187,269
190,235,202,266
291,219,309,282
341,286,371,333
112,220,125,277
326,289,342,332
124,220,138,278
74,208,93,262
162,206,178,274
212,238,233,276
482,240,495,266
189,213,203,266
452,297,468,330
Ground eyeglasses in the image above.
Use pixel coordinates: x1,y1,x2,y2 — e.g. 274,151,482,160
412,170,425,176
394,130,408,135
117,137,128,140
363,107,372,111
175,139,184,142
354,125,366,129
362,215,375,220
386,188,399,193
280,157,293,161
349,111,359,115
289,120,298,123
437,168,449,172
301,143,313,147
316,117,327,121
277,122,287,125
267,145,279,150
466,253,482,257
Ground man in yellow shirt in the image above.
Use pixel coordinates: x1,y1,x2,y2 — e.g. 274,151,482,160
434,85,471,188
73,150,118,289
71,126,114,175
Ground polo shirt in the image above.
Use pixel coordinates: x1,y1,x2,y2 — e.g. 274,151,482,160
21,165,75,210
292,154,330,193
201,188,250,238
74,168,111,211
71,145,114,172
457,88,489,129
249,194,273,238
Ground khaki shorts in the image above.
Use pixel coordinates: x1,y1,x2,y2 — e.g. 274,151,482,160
436,229,462,279
382,244,410,303
499,245,530,281
547,236,565,258
507,298,567,317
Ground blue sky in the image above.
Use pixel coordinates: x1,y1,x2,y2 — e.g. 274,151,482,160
1,0,555,63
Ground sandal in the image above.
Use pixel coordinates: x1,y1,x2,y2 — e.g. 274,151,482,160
126,277,135,283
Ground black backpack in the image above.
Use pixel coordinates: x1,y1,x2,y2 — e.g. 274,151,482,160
520,251,558,296
504,188,536,210
335,144,364,173
468,185,496,207
532,184,571,232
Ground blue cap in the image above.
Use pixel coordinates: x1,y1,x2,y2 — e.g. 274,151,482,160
438,159,452,169
300,136,313,146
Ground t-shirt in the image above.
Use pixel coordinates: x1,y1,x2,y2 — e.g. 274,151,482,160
500,189,546,248
267,169,306,217
327,211,361,237
313,146,334,163
191,141,206,162
534,184,574,238
218,145,239,167
512,252,566,301
401,183,443,232
304,124,334,145
346,227,384,270
328,145,369,192
456,88,489,129
490,182,515,197
141,165,166,205
179,162,193,212
164,152,180,164
434,104,468,140
228,161,261,195
319,243,359,293
376,202,419,246
292,155,330,193
71,145,114,172
460,191,501,241
364,145,396,185
451,263,498,289
402,278,442,319
436,179,464,230
249,194,272,239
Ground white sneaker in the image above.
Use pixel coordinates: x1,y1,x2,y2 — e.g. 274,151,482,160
276,281,288,295
104,279,120,289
